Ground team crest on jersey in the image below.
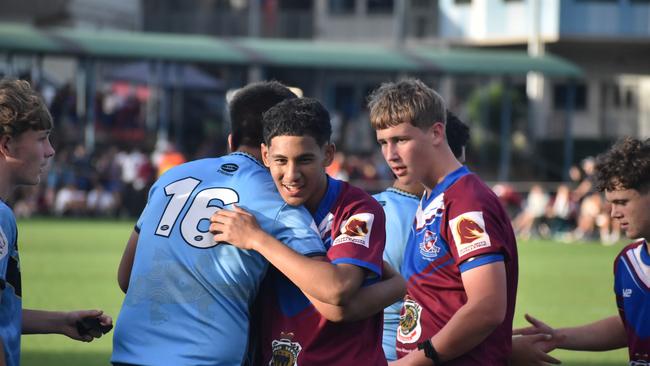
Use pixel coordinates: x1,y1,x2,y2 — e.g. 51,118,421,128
449,211,491,257
419,230,440,260
218,163,239,175
269,332,302,366
397,297,423,344
332,213,374,248
0,227,8,260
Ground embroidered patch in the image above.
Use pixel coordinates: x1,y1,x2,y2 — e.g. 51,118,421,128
397,296,423,344
270,332,302,366
449,211,491,257
419,230,440,260
332,213,374,248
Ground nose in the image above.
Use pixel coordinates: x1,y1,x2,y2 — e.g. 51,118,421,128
610,205,621,219
284,161,301,182
382,142,399,163
45,138,55,158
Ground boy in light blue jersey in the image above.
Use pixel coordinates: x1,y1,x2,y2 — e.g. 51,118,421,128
373,111,469,361
0,79,111,366
111,82,325,366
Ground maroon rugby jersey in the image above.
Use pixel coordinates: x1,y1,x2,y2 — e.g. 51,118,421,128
258,177,387,366
397,166,518,365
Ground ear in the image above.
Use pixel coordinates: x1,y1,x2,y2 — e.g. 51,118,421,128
261,143,271,167
426,122,446,146
227,134,233,153
323,143,336,168
0,134,12,158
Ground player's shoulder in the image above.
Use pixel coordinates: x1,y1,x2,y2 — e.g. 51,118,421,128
616,239,647,261
446,173,500,208
340,182,383,211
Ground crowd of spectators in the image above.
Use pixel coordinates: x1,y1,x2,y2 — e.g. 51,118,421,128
9,81,620,245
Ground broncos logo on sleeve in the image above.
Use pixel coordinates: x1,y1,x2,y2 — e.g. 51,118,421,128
333,213,375,248
343,218,369,237
449,211,492,257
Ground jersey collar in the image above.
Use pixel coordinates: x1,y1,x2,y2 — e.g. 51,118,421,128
313,175,343,224
229,151,265,168
386,187,420,200
423,165,471,205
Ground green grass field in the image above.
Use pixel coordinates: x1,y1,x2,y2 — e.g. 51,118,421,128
17,218,628,365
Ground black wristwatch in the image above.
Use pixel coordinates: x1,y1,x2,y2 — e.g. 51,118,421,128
417,339,441,365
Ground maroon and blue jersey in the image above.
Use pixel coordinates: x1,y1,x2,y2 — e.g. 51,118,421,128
614,239,650,364
258,176,387,366
396,166,518,365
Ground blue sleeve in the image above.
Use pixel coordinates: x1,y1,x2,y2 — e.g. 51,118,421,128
459,253,504,273
0,211,16,283
274,204,326,256
135,183,158,232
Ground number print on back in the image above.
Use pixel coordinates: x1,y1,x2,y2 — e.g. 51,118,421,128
155,177,239,248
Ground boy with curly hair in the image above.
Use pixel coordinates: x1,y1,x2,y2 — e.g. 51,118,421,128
517,137,650,365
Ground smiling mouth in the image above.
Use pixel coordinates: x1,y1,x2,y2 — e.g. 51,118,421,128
282,183,304,196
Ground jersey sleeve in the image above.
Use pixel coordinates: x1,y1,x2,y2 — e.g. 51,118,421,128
613,255,624,312
328,199,385,278
135,182,159,233
273,204,326,257
0,211,16,285
443,192,508,272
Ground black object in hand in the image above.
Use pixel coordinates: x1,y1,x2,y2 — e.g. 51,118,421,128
76,316,113,336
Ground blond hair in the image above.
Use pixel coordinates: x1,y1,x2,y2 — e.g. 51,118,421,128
367,79,446,130
0,79,53,137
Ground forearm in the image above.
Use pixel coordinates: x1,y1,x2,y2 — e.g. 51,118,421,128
22,309,66,334
308,273,406,322
556,316,627,351
252,232,360,305
431,300,503,362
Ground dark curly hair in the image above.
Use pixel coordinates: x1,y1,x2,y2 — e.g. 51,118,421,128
446,111,470,160
594,137,650,193
228,81,296,149
0,79,53,137
262,97,331,146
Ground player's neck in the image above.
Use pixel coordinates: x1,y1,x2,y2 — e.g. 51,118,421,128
233,146,263,163
422,149,462,196
0,163,11,203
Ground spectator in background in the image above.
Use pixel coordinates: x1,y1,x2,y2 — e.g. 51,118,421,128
513,184,550,240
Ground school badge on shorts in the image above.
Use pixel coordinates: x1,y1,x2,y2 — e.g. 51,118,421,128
397,297,423,344
269,332,302,366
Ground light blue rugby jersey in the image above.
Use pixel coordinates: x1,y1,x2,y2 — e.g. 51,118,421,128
112,152,325,366
0,202,21,366
372,187,419,361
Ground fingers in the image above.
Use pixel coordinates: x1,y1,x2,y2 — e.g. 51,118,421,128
525,313,545,328
513,326,538,336
537,350,562,364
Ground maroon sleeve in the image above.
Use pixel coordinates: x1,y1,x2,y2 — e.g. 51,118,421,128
327,195,386,277
443,178,513,266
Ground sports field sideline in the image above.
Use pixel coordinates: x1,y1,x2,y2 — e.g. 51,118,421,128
18,218,627,366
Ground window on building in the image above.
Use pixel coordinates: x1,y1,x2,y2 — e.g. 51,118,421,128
329,0,355,14
367,0,394,14
553,83,587,111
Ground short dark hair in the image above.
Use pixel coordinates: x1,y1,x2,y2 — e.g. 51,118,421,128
228,81,296,150
594,137,650,193
262,97,331,146
446,111,470,160
0,79,53,137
